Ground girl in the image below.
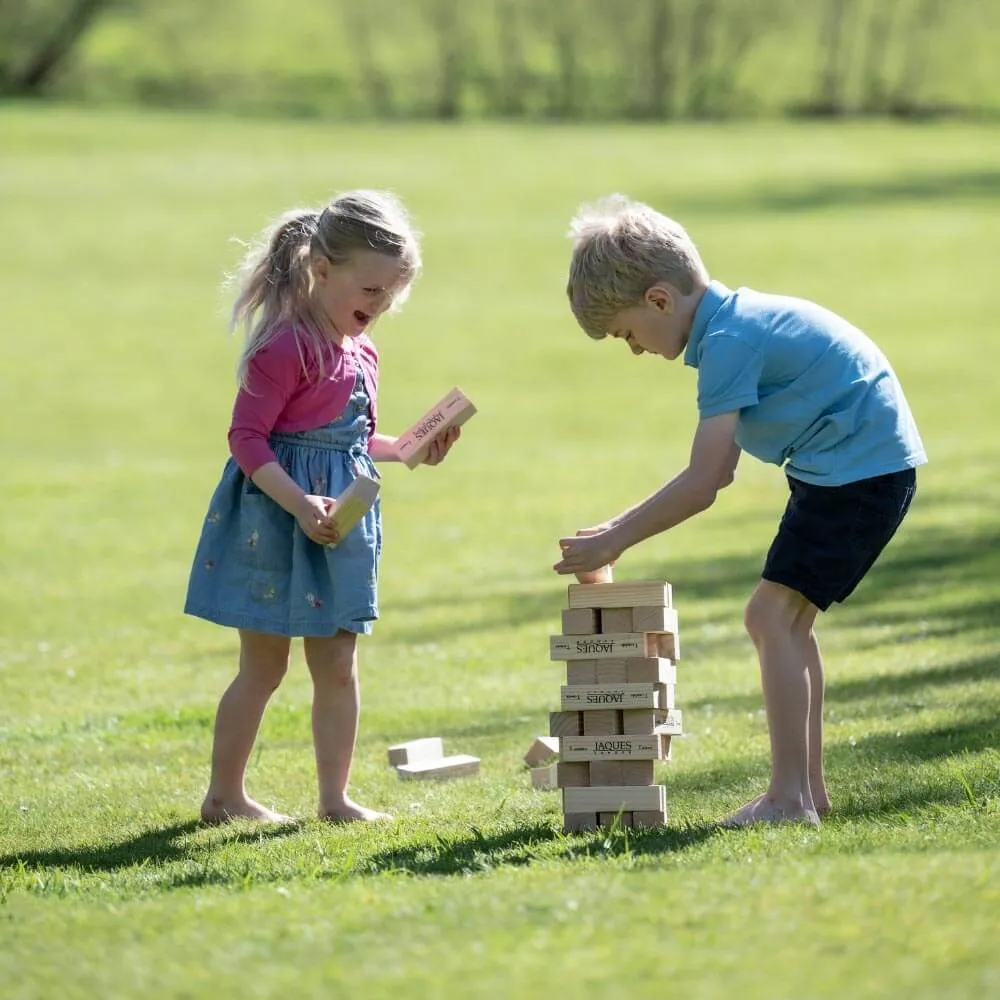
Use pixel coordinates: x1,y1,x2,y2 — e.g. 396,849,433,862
185,190,460,824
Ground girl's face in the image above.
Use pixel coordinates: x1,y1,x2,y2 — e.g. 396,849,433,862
312,250,410,341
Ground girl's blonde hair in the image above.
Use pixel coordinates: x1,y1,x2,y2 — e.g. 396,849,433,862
230,189,421,386
566,194,708,339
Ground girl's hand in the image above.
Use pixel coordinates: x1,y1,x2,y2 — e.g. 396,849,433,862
422,426,461,466
296,494,341,546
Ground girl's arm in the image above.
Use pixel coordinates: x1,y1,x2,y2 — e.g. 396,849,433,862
368,427,461,465
369,433,401,462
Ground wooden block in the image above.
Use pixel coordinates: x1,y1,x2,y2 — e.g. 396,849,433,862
549,711,583,738
565,660,598,685
589,760,655,786
599,811,633,828
530,763,559,790
582,709,621,736
561,684,664,711
567,580,672,610
556,762,591,787
630,606,679,634
563,784,666,813
563,812,599,833
633,809,668,828
387,737,444,767
596,659,676,685
325,475,380,547
561,608,599,635
657,633,680,661
560,733,670,761
574,565,613,585
624,657,676,685
632,607,681,661
395,754,480,781
622,708,683,735
523,736,560,768
599,608,634,633
595,660,628,684
395,387,477,469
657,683,676,710
550,633,657,661
532,762,590,790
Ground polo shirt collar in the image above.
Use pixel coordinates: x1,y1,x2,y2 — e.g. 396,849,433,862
684,280,732,368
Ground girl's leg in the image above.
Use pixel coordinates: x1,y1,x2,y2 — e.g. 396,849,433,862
303,630,391,822
722,580,822,827
201,628,291,824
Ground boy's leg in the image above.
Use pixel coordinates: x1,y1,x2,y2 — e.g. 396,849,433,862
304,630,391,822
722,580,821,827
805,630,830,813
202,629,292,824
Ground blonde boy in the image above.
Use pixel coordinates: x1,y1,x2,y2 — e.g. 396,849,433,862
554,195,926,827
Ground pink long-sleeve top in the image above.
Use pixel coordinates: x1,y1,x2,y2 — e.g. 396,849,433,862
228,325,379,477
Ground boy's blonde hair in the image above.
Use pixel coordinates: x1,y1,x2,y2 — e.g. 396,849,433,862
566,194,708,339
229,189,421,387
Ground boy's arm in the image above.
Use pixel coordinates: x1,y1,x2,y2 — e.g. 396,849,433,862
554,411,741,575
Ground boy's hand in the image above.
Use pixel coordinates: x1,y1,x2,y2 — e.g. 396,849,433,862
421,426,461,466
296,494,341,546
554,527,623,576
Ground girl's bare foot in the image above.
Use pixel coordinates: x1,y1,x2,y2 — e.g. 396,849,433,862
200,794,293,825
319,797,393,823
719,793,820,828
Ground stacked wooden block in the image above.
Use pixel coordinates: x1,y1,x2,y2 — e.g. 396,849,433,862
548,580,682,832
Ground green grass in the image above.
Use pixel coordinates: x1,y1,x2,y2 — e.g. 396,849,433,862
1,105,999,999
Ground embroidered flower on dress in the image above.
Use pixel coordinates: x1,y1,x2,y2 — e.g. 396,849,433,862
204,560,215,571
247,528,260,549
304,592,323,609
312,476,326,493
261,586,276,601
207,511,221,524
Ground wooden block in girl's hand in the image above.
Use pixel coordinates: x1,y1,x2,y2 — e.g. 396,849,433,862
326,474,380,547
395,387,477,469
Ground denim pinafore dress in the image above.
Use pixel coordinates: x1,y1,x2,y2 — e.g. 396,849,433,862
184,369,381,637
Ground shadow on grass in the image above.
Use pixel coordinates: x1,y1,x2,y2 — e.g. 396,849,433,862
0,818,302,874
363,817,722,876
687,650,1000,715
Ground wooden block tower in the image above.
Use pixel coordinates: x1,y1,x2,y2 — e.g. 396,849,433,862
548,579,682,832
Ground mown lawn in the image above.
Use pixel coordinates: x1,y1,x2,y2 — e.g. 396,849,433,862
1,106,998,999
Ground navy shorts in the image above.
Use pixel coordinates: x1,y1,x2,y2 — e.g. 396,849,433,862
762,468,917,612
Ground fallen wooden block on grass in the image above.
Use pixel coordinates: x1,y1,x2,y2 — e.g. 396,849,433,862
386,737,445,768
395,755,481,781
523,735,560,768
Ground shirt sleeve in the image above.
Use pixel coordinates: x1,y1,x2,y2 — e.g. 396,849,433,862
696,333,763,419
228,341,302,477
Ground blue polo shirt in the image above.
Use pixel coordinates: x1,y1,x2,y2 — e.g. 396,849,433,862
683,281,927,486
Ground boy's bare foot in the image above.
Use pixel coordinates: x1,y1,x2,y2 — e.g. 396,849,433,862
719,793,820,828
200,795,294,825
319,797,393,823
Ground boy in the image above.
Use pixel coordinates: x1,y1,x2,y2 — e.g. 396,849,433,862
553,195,926,827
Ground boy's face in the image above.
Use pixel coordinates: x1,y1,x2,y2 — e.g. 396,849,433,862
607,284,691,360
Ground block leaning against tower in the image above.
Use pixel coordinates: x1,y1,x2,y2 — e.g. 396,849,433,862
547,577,682,832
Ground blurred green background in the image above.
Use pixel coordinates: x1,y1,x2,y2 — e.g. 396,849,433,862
1,3,999,999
